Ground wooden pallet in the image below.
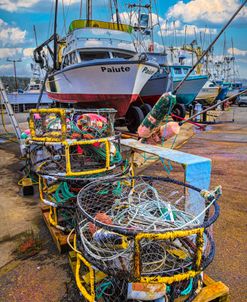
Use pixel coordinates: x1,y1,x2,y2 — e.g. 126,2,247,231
193,274,229,302
68,251,229,302
41,207,74,253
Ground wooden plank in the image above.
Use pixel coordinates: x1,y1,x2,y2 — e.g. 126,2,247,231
193,281,229,302
203,273,216,286
41,208,74,253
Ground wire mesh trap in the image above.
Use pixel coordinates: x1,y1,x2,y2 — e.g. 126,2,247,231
76,176,221,285
72,245,203,302
38,163,131,233
27,133,122,177
29,108,116,142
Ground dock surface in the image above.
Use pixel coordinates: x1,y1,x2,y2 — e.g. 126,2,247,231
0,106,246,301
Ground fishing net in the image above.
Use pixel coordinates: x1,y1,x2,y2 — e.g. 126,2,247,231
38,164,131,231
39,163,131,232
76,176,221,282
29,108,116,141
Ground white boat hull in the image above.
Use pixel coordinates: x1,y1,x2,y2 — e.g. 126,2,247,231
46,61,158,116
196,86,221,105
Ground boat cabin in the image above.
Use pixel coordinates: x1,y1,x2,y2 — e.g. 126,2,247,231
60,19,138,69
169,65,197,79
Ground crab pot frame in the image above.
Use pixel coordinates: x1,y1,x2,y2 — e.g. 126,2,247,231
72,229,217,302
27,134,122,177
29,108,117,142
38,163,132,233
74,176,221,301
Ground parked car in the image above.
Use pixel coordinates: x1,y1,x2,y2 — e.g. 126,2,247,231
237,95,247,106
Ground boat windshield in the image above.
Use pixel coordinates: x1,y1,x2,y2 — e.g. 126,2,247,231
27,84,40,91
79,51,110,61
173,67,183,75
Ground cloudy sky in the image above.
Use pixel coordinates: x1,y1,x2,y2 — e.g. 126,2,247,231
0,0,246,78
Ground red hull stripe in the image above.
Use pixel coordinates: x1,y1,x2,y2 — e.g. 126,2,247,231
47,92,139,117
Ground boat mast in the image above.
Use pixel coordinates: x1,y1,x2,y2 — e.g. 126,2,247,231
54,0,59,70
86,0,92,21
112,0,120,26
231,38,236,83
128,1,154,51
149,0,154,52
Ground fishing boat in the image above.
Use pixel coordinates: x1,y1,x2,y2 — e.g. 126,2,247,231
138,53,172,105
224,81,242,98
33,1,159,126
169,65,208,117
196,81,221,106
7,78,52,111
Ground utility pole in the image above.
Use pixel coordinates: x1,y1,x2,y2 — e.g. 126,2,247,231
7,58,22,92
33,25,38,47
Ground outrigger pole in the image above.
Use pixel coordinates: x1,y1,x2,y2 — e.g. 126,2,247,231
179,88,247,126
173,0,247,95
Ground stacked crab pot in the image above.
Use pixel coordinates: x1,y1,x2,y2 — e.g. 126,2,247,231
22,108,129,233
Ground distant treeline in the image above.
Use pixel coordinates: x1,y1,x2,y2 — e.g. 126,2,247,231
1,77,31,92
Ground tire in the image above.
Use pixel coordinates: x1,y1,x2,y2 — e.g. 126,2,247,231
172,103,186,121
140,103,152,116
125,106,144,133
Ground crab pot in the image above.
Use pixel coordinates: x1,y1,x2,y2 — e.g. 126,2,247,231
26,133,122,177
38,162,131,233
75,176,221,299
29,108,117,142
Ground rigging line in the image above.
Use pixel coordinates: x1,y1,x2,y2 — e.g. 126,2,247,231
47,0,54,39
62,0,67,36
202,25,207,50
173,0,247,94
80,0,83,19
109,0,114,21
154,0,166,51
184,25,187,46
65,0,72,30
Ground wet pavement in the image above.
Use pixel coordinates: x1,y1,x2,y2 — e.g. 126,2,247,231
178,106,247,302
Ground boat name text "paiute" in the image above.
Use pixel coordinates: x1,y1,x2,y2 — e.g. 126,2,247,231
101,66,130,72
142,67,155,75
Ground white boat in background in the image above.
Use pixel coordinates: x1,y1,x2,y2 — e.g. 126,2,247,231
34,19,158,118
7,79,52,110
196,81,221,106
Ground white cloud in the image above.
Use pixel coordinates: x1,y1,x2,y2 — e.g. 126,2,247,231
228,47,247,56
0,48,22,59
0,0,105,12
0,19,26,46
0,0,40,12
159,22,217,37
167,0,247,24
23,48,34,57
0,47,34,63
114,11,217,38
